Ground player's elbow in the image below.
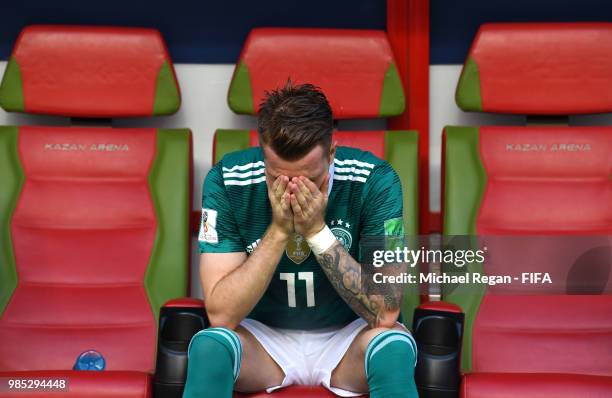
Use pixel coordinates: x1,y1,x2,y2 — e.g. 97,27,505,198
206,309,239,330
208,315,239,330
374,307,401,329
376,318,398,329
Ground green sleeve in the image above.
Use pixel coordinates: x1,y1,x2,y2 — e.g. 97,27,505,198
360,163,405,237
198,164,245,253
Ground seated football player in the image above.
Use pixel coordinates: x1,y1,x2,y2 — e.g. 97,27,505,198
183,82,418,398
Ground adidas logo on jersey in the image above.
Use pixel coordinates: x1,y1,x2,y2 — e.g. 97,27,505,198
246,239,261,253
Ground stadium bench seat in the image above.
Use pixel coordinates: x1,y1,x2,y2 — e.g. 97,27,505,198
208,27,419,398
0,25,194,398
425,23,612,398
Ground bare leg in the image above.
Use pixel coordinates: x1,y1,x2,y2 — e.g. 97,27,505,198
233,325,285,393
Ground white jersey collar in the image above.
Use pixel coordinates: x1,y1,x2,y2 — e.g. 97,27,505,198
327,161,334,196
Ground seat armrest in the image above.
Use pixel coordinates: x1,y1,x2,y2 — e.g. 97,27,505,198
163,297,206,309
413,302,464,398
153,298,208,398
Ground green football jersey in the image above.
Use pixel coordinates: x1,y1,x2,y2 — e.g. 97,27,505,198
199,146,404,330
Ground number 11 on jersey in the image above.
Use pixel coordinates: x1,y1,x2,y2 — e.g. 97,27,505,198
279,272,315,307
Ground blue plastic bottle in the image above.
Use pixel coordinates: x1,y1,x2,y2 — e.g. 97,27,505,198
73,350,106,371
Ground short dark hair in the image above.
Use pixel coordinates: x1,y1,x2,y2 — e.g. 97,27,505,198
257,81,333,160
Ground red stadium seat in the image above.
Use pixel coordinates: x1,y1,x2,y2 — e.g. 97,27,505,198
0,26,193,397
227,28,405,119
210,28,419,398
433,23,612,398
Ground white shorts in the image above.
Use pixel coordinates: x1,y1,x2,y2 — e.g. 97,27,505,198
239,317,401,397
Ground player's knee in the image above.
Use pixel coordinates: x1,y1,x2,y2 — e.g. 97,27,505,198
188,331,212,358
362,324,408,354
187,327,243,381
187,327,241,358
364,329,417,373
365,329,418,397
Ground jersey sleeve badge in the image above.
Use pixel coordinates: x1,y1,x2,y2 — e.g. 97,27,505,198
199,208,219,244
384,217,405,236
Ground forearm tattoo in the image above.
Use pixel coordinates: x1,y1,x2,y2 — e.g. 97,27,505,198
315,242,402,327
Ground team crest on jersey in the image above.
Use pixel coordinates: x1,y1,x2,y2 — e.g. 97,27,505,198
286,233,311,264
330,219,353,250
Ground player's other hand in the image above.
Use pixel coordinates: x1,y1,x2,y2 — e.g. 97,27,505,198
267,174,294,237
289,175,328,239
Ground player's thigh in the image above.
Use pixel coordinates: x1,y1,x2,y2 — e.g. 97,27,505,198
330,324,407,392
233,325,285,392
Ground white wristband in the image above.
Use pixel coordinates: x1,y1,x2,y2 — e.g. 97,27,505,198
306,225,337,255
